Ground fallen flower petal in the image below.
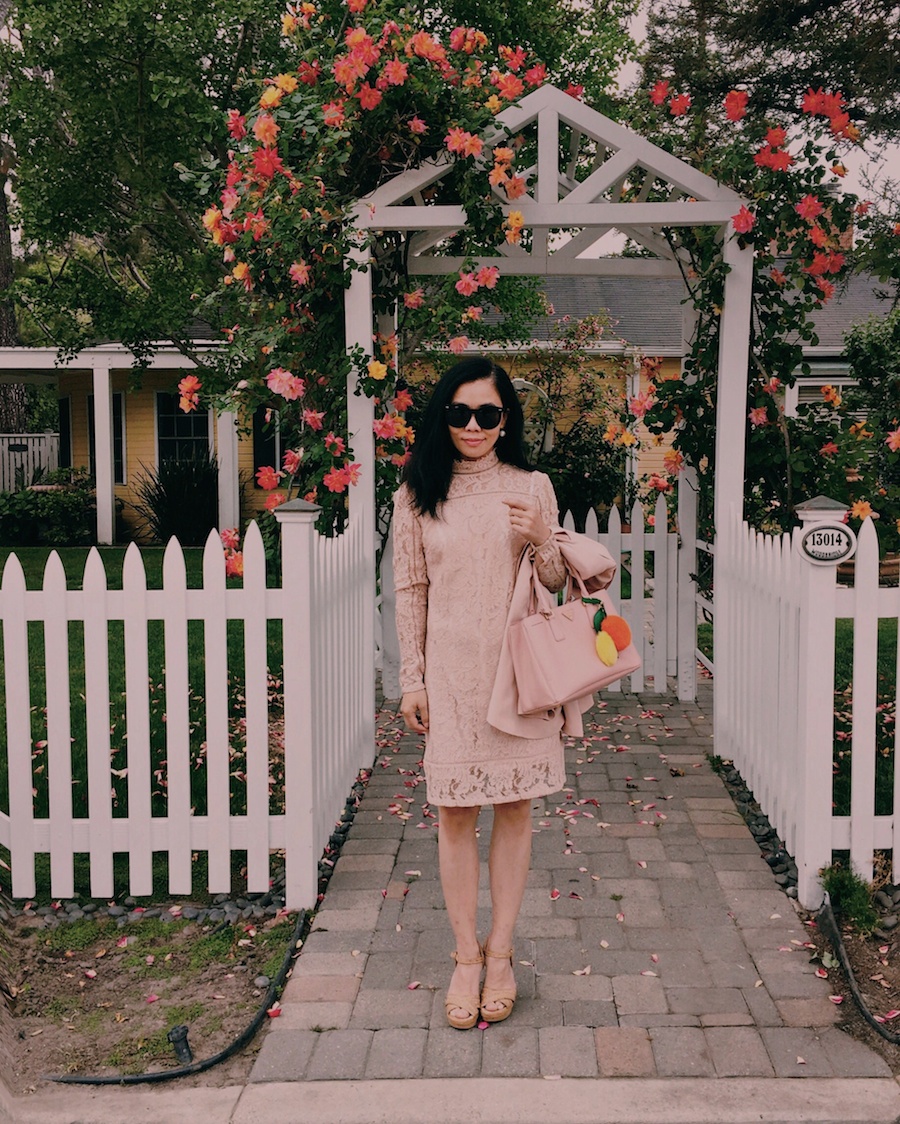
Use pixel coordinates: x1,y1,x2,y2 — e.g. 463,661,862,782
829,995,843,1004
549,888,561,900
145,994,159,1004
407,981,421,990
815,968,828,978
84,969,97,979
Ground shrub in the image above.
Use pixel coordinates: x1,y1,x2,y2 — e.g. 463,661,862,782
820,862,878,933
132,452,219,546
0,469,97,546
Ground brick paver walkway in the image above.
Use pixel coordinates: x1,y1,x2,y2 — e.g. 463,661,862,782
250,686,891,1083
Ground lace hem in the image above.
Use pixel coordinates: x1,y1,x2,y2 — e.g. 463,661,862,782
424,748,566,807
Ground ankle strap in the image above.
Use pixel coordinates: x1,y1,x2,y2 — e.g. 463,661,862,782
484,945,513,959
451,946,484,965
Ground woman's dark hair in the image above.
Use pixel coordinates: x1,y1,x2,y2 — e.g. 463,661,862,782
402,356,530,517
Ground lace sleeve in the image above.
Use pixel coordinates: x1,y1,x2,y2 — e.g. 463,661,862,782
392,485,428,694
532,473,567,593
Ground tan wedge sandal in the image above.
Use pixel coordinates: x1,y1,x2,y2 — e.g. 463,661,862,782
445,946,484,1030
480,945,517,1023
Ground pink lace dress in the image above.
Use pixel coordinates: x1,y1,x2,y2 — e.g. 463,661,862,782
392,450,568,806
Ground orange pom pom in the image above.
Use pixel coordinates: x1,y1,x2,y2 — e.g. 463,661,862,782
601,615,632,651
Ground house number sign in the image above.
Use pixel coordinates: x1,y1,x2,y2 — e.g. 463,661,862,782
798,522,857,566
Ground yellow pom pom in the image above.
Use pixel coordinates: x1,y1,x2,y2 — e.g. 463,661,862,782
595,630,618,667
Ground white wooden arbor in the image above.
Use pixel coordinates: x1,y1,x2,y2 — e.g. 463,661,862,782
344,83,754,705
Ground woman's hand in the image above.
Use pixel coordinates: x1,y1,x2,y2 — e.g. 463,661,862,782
502,496,551,547
400,689,429,734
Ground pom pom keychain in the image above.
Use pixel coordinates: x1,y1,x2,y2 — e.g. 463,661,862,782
585,597,632,661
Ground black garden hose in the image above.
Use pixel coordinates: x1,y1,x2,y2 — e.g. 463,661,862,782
45,906,310,1085
817,891,900,1046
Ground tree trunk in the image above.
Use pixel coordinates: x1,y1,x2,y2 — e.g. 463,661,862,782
0,165,27,432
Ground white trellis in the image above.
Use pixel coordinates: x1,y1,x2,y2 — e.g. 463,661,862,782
345,83,753,716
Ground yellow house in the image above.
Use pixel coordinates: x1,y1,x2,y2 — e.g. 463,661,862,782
56,364,274,541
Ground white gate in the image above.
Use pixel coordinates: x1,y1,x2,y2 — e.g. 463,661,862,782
0,434,59,492
715,513,897,907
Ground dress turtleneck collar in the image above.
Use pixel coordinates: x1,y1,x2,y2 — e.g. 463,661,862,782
452,449,500,474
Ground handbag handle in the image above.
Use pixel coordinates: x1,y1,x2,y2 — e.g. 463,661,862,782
523,546,591,617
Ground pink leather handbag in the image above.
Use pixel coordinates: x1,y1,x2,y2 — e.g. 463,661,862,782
508,564,642,715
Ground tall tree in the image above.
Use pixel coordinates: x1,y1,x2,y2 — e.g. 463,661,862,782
0,0,636,371
0,0,26,429
0,0,290,364
639,0,900,141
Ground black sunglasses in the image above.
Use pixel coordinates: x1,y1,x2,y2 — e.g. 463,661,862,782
445,403,505,429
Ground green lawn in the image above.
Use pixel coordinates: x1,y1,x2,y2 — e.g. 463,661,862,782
0,545,209,591
0,546,285,900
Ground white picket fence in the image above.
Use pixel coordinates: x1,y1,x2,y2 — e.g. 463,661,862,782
0,503,372,909
0,434,59,492
379,494,688,698
561,497,681,694
715,513,896,907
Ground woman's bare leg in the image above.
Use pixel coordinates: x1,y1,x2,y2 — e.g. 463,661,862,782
483,797,532,1012
437,804,482,1019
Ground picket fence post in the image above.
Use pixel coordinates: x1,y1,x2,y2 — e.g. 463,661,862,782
274,499,320,910
793,507,842,909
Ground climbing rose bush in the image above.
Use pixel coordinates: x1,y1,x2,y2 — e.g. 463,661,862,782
188,0,550,531
633,80,875,535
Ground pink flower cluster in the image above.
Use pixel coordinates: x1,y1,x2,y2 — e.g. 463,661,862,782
266,367,306,401
454,266,500,295
323,463,362,493
220,528,243,578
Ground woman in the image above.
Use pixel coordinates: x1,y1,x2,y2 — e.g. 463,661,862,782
392,356,569,1030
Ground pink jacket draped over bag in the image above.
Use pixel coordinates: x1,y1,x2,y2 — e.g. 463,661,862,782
487,528,618,739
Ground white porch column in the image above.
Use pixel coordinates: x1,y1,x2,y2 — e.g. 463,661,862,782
216,409,240,531
344,241,376,766
91,359,115,545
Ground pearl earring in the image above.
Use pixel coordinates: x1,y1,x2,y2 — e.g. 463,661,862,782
500,428,506,436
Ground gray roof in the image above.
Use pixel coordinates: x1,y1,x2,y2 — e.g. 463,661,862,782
523,271,894,355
